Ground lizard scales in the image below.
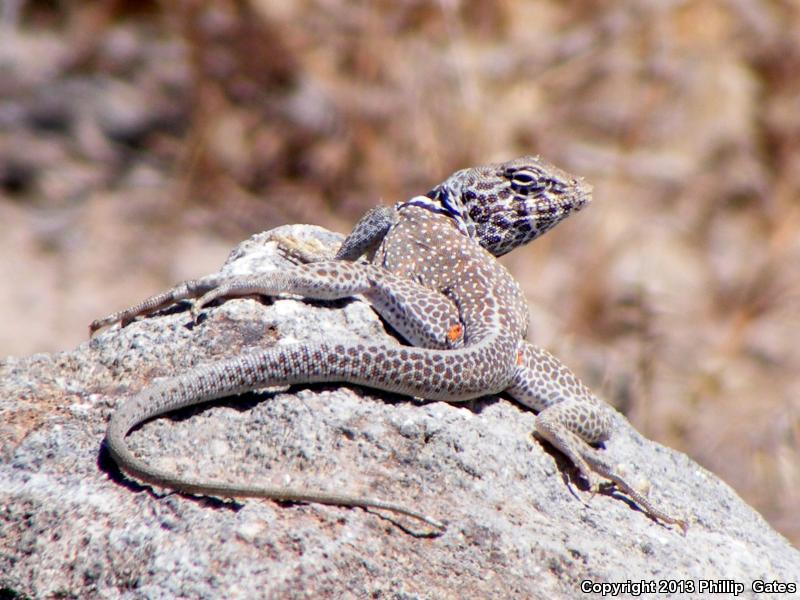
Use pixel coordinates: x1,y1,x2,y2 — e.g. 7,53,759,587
96,156,686,532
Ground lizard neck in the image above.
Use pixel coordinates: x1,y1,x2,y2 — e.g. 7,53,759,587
396,194,476,239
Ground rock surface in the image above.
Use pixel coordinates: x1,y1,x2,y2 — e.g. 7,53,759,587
2,224,798,599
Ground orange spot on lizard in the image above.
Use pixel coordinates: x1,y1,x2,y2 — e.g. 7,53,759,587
447,324,464,344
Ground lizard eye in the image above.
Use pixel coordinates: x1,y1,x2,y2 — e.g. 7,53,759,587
504,168,545,194
509,170,536,185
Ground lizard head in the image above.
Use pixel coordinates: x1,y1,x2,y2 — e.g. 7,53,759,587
424,156,593,257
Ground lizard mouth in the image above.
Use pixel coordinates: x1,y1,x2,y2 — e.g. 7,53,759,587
571,178,593,211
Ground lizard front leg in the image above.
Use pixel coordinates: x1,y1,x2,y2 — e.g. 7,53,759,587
508,342,687,532
273,206,398,265
335,205,397,261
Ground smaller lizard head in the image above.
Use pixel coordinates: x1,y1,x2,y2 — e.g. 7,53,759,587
425,156,593,256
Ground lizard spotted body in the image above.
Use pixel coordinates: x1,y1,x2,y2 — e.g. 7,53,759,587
93,156,686,532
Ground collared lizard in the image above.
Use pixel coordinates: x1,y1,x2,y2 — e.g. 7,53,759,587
92,156,686,533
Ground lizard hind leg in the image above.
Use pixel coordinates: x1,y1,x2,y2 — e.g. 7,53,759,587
184,261,464,350
508,342,687,531
533,399,612,494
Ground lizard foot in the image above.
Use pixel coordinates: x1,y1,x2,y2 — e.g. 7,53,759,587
535,415,688,533
269,233,337,265
89,278,221,336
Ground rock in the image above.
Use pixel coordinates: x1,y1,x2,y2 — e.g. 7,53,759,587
1,224,798,599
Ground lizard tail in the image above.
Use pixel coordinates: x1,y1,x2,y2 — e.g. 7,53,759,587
105,342,457,531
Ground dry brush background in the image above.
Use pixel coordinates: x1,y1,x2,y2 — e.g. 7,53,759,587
1,0,798,544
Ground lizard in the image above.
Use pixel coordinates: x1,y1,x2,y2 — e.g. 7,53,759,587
91,156,687,533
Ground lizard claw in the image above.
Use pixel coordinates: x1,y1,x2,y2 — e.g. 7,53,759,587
189,301,204,322
190,294,216,321
89,317,112,337
190,286,230,321
584,475,600,500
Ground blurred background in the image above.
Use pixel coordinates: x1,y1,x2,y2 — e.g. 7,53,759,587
1,0,798,543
